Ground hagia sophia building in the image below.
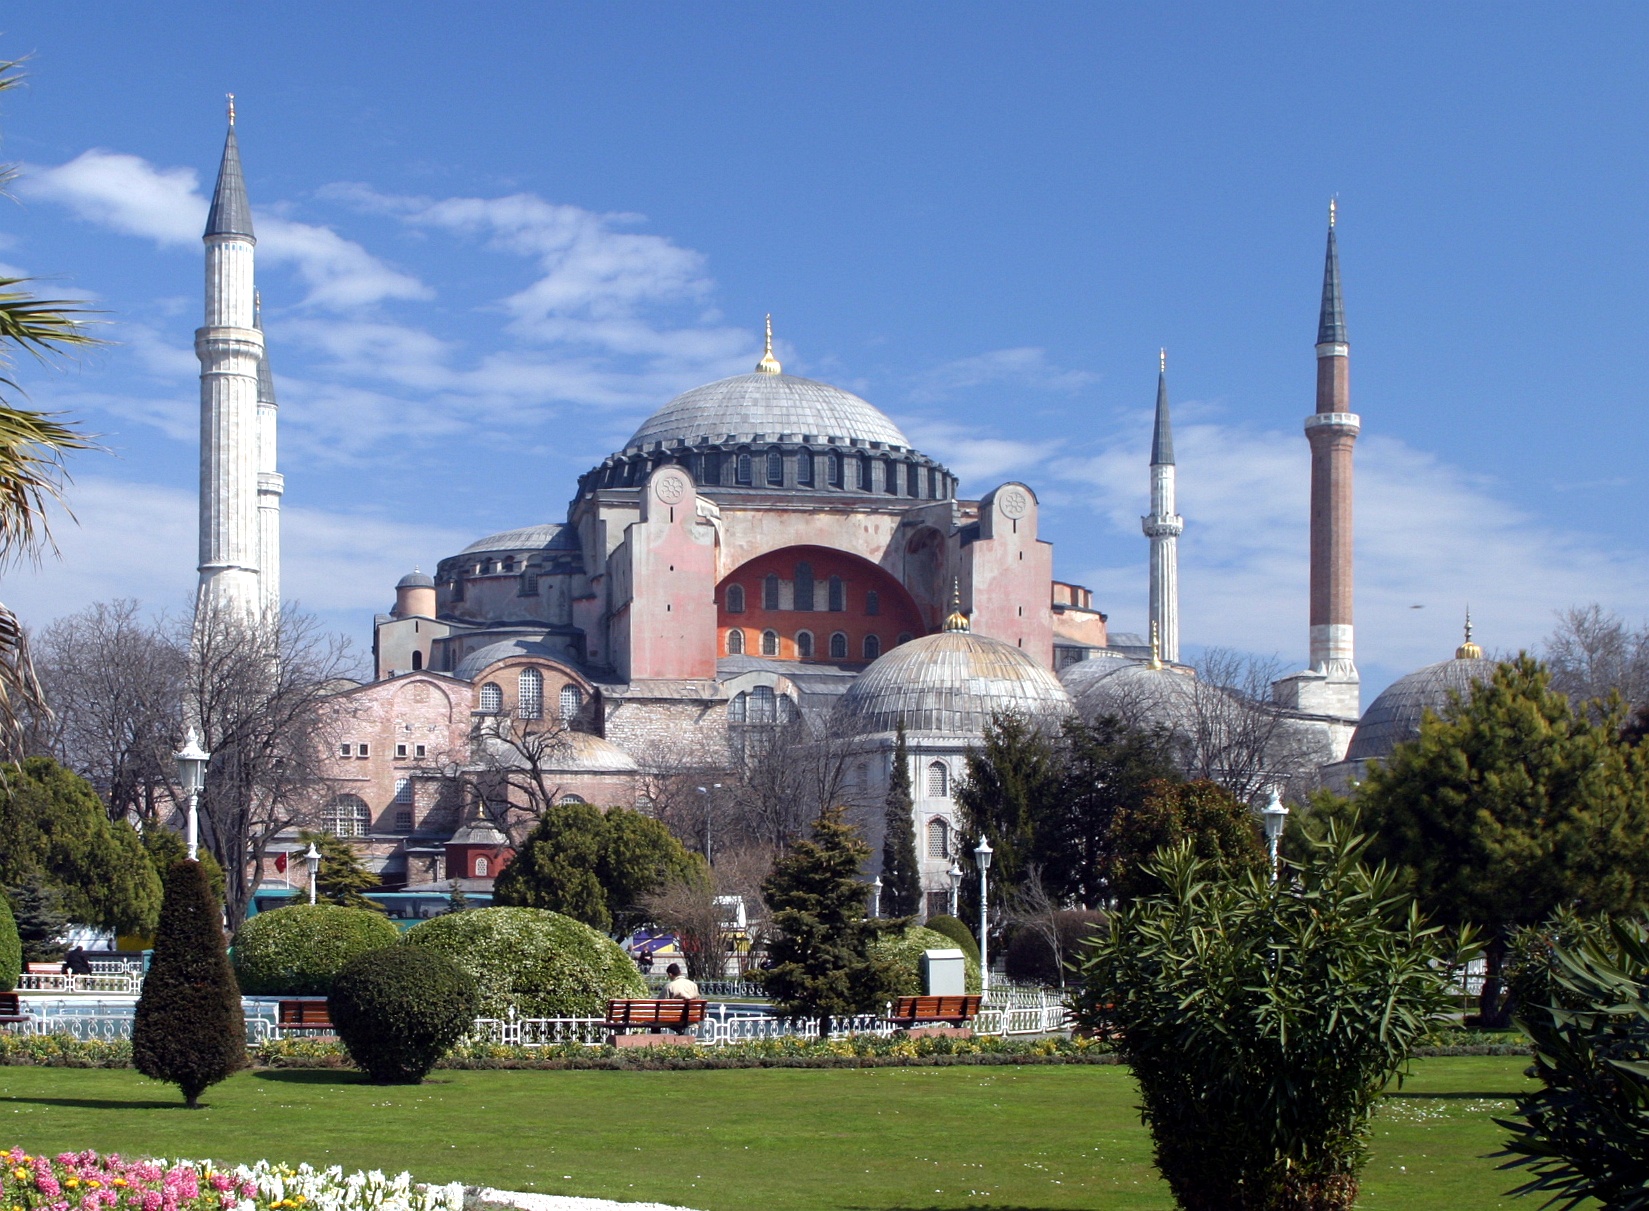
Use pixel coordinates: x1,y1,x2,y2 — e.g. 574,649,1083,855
192,112,1489,919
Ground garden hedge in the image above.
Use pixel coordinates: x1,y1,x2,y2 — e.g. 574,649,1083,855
872,924,982,996
402,906,644,1017
0,894,19,992
329,945,479,1083
233,904,401,996
922,914,980,966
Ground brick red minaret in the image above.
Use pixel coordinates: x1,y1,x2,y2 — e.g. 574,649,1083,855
1305,200,1360,700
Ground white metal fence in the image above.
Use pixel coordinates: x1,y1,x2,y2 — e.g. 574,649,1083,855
16,972,143,995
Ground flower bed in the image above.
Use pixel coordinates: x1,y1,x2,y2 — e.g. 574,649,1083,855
0,1151,463,1211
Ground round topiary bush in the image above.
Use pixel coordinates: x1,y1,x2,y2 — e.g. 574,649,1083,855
402,906,644,1017
871,924,982,996
329,946,478,1084
922,914,980,966
0,894,20,992
232,904,401,996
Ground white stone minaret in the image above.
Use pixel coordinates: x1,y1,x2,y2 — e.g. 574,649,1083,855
253,290,282,617
1141,350,1183,664
195,96,265,618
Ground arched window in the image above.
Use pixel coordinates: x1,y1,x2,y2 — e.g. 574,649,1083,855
411,650,423,671
794,562,814,611
883,457,899,495
796,631,814,659
558,793,587,804
503,556,517,572
749,685,777,724
394,777,414,804
828,451,843,487
906,460,919,497
479,682,503,713
797,450,814,485
928,466,938,498
926,762,949,798
559,684,583,721
761,629,779,656
475,857,489,877
323,795,371,839
727,692,747,723
829,631,848,659
700,450,721,484
863,634,881,660
763,574,781,610
766,448,784,485
828,576,845,611
726,628,745,655
897,632,913,646
736,451,753,485
518,668,543,719
866,590,881,616
927,818,950,859
726,583,746,613
858,454,873,490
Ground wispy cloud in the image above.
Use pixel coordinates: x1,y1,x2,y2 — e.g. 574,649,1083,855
897,417,1060,488
908,346,1098,404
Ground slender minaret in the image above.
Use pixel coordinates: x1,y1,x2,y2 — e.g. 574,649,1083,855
1304,199,1360,709
195,95,264,618
253,290,282,618
1141,349,1183,664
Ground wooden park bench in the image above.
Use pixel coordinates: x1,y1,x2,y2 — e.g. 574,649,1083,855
889,995,983,1033
604,997,708,1046
277,999,334,1032
0,992,27,1027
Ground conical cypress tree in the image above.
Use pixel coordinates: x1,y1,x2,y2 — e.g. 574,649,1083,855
0,894,20,992
881,723,923,918
133,859,245,1107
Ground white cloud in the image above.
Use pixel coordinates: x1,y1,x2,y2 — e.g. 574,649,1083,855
909,346,1098,403
897,417,1059,489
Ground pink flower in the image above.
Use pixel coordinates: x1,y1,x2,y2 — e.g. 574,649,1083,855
208,1176,232,1194
38,1172,62,1196
140,1189,163,1211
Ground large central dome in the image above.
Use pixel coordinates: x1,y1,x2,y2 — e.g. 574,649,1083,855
624,372,910,453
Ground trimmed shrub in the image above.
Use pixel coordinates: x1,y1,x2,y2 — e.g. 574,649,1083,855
132,859,245,1108
0,894,19,991
1004,910,1107,986
233,904,400,996
403,906,644,1017
922,914,980,966
871,924,982,996
329,945,478,1084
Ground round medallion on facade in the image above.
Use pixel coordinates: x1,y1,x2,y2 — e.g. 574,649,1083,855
654,471,689,505
998,488,1029,519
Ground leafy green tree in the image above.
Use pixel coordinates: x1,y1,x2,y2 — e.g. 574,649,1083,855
1499,912,1649,1209
1358,655,1649,1025
1106,778,1266,903
142,825,225,909
132,859,245,1108
0,892,18,989
296,830,381,910
0,757,162,933
880,722,922,918
7,872,67,963
493,802,698,934
955,710,1062,918
760,806,900,1035
1078,824,1475,1211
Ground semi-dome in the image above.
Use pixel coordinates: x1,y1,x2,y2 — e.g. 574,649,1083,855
1345,651,1494,764
454,638,567,681
624,373,910,452
838,626,1072,737
460,524,574,555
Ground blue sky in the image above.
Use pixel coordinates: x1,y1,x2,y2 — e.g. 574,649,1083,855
1,4,1646,698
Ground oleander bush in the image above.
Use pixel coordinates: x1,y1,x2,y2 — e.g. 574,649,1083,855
329,945,479,1084
871,924,982,996
922,914,980,966
233,903,401,996
0,893,19,991
402,905,644,1018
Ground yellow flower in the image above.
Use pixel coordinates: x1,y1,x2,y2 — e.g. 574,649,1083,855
65,1178,80,1188
11,1170,27,1182
112,1178,128,1188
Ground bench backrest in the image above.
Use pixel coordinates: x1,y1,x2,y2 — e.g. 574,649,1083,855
0,991,21,1018
605,998,708,1028
278,1000,332,1026
891,994,983,1021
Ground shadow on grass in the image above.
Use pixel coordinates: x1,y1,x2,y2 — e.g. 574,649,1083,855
251,1070,455,1087
1385,1091,1518,1100
0,1095,189,1110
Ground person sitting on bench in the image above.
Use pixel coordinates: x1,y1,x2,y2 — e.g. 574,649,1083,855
663,962,699,1000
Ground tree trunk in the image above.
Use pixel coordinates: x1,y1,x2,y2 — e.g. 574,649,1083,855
1475,931,1512,1028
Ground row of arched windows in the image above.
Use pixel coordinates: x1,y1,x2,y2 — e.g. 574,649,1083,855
727,684,800,725
727,629,907,660
588,447,958,502
724,570,875,615
476,670,583,721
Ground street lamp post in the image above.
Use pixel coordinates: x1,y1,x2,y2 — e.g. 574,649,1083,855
695,783,723,865
869,875,882,919
173,729,210,861
947,861,962,917
304,842,322,905
974,836,993,994
1261,785,1289,883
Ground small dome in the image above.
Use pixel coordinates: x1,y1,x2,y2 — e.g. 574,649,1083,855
1345,656,1495,763
454,638,564,681
1062,655,1199,731
460,524,573,555
838,630,1072,737
397,570,435,589
624,373,910,452
476,729,639,775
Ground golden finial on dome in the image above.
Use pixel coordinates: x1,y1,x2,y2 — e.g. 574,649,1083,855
943,580,969,633
1148,621,1163,670
1456,608,1483,660
227,93,236,127
755,313,782,375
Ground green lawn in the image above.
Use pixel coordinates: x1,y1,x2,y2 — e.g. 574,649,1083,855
0,1057,1551,1210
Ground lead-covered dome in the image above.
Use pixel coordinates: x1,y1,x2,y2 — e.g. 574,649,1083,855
1345,653,1495,763
838,629,1072,737
1061,654,1199,731
624,373,910,452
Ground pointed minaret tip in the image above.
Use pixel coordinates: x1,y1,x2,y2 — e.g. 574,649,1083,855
205,99,254,240
755,313,782,375
1150,351,1174,466
1316,200,1346,347
227,93,236,127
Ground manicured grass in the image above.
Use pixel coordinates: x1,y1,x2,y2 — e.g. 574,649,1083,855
0,1057,1543,1210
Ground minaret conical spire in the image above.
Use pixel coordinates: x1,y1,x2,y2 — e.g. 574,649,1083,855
1316,198,1345,347
205,96,254,240
253,290,276,405
1150,348,1174,466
